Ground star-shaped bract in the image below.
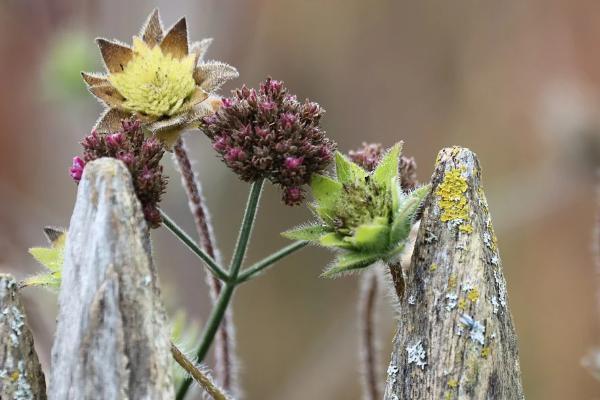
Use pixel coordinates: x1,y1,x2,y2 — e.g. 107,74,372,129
82,9,238,148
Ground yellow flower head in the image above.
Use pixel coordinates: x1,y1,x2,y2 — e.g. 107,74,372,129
109,38,196,117
82,9,239,148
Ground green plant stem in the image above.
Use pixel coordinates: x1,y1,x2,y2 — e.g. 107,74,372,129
160,210,229,282
176,180,263,400
236,241,308,283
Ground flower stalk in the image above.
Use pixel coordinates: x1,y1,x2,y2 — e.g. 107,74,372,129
176,180,264,400
173,137,237,392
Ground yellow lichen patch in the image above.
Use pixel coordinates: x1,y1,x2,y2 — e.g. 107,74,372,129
430,263,438,272
444,392,453,400
436,167,472,233
459,223,473,234
467,288,480,303
109,37,196,117
10,370,19,381
448,274,457,289
448,379,459,389
458,298,467,311
481,347,491,358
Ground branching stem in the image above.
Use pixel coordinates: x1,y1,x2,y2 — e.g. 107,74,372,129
176,180,263,399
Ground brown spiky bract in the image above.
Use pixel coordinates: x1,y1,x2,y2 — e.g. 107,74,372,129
71,119,168,228
202,78,336,205
83,9,238,148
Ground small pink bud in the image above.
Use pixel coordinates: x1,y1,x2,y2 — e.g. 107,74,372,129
255,127,270,138
106,133,124,148
213,136,228,151
259,101,276,112
281,113,297,129
222,97,233,108
283,186,303,206
69,156,85,181
284,156,304,170
226,147,245,161
118,152,135,166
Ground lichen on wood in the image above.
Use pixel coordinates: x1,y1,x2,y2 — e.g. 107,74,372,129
384,147,524,400
49,158,173,399
0,274,47,400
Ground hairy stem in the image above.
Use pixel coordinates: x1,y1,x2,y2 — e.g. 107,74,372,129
171,342,231,400
160,210,228,282
359,269,381,400
173,138,236,392
176,180,264,400
236,241,308,283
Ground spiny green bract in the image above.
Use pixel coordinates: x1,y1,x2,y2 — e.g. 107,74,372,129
23,227,67,290
282,143,430,277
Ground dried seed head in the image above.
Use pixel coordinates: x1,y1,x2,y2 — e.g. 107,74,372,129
202,77,336,205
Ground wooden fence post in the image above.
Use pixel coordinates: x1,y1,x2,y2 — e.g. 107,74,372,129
384,147,524,399
48,158,173,399
0,274,47,399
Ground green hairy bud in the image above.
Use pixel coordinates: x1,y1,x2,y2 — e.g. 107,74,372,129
283,143,430,277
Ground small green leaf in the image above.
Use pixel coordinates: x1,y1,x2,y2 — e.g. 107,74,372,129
25,227,67,290
390,184,430,244
310,174,342,219
347,221,390,251
391,176,403,213
335,151,367,184
29,247,62,272
282,224,329,241
319,232,354,249
21,273,61,289
322,251,381,277
372,142,402,189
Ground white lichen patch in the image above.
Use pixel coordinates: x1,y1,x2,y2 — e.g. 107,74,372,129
387,362,399,385
408,294,416,305
491,296,499,314
406,340,427,369
459,314,485,346
446,293,458,311
493,269,507,308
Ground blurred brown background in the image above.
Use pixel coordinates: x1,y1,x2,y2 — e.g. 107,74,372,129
1,0,599,398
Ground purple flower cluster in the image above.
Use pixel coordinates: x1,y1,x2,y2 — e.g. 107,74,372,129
202,78,337,205
348,142,418,191
70,119,168,228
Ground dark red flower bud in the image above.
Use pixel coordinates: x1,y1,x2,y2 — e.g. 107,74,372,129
71,119,168,228
282,186,304,206
202,78,336,206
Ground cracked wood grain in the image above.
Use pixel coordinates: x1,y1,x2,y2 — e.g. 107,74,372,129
384,147,524,400
49,158,173,400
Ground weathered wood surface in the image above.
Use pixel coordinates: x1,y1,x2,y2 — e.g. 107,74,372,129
0,274,47,399
49,158,173,400
384,147,524,400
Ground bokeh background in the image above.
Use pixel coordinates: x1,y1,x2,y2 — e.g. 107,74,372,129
1,0,599,398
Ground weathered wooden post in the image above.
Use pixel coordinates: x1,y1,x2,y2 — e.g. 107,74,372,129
384,147,524,399
48,158,173,399
0,274,47,399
